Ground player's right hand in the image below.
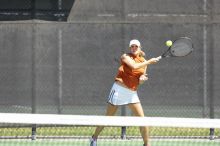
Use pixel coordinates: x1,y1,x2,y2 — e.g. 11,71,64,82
148,58,159,64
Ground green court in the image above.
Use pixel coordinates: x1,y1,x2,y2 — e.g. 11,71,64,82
0,139,220,146
0,122,220,146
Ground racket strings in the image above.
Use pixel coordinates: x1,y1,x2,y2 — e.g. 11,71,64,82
171,38,193,57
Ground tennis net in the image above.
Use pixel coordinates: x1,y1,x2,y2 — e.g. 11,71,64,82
0,113,220,146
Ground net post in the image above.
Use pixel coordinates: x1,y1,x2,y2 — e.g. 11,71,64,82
209,104,215,140
209,128,215,140
31,124,37,140
121,126,126,139
121,105,127,139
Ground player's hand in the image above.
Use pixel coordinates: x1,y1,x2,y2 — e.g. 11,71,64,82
148,57,159,64
139,74,148,84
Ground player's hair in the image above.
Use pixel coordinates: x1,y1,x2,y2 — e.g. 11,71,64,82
139,50,145,57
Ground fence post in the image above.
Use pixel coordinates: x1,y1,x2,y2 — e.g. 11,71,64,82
31,0,37,139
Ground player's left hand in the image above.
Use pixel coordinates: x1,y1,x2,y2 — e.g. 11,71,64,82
139,74,148,84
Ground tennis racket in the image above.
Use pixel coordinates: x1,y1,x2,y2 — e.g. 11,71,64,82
157,37,193,60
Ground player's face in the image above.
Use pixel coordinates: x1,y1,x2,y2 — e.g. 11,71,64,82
130,45,140,56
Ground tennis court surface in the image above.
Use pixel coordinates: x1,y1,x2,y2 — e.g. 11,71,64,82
1,139,220,146
0,113,220,146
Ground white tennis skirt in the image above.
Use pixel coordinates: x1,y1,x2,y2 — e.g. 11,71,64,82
107,83,140,105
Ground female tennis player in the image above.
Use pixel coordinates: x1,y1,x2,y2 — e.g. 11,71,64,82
90,39,159,146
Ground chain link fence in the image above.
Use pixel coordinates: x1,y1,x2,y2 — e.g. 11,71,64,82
0,0,219,119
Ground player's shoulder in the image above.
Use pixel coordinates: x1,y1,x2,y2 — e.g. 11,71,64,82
121,53,131,59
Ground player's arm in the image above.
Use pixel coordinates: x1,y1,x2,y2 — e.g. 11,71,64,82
139,60,148,84
121,54,158,69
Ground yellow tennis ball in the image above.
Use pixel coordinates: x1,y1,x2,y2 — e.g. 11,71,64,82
166,40,173,47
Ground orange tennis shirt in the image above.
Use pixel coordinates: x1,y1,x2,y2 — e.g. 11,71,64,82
115,53,146,91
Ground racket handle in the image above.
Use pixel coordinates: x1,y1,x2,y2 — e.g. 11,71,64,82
156,56,162,60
